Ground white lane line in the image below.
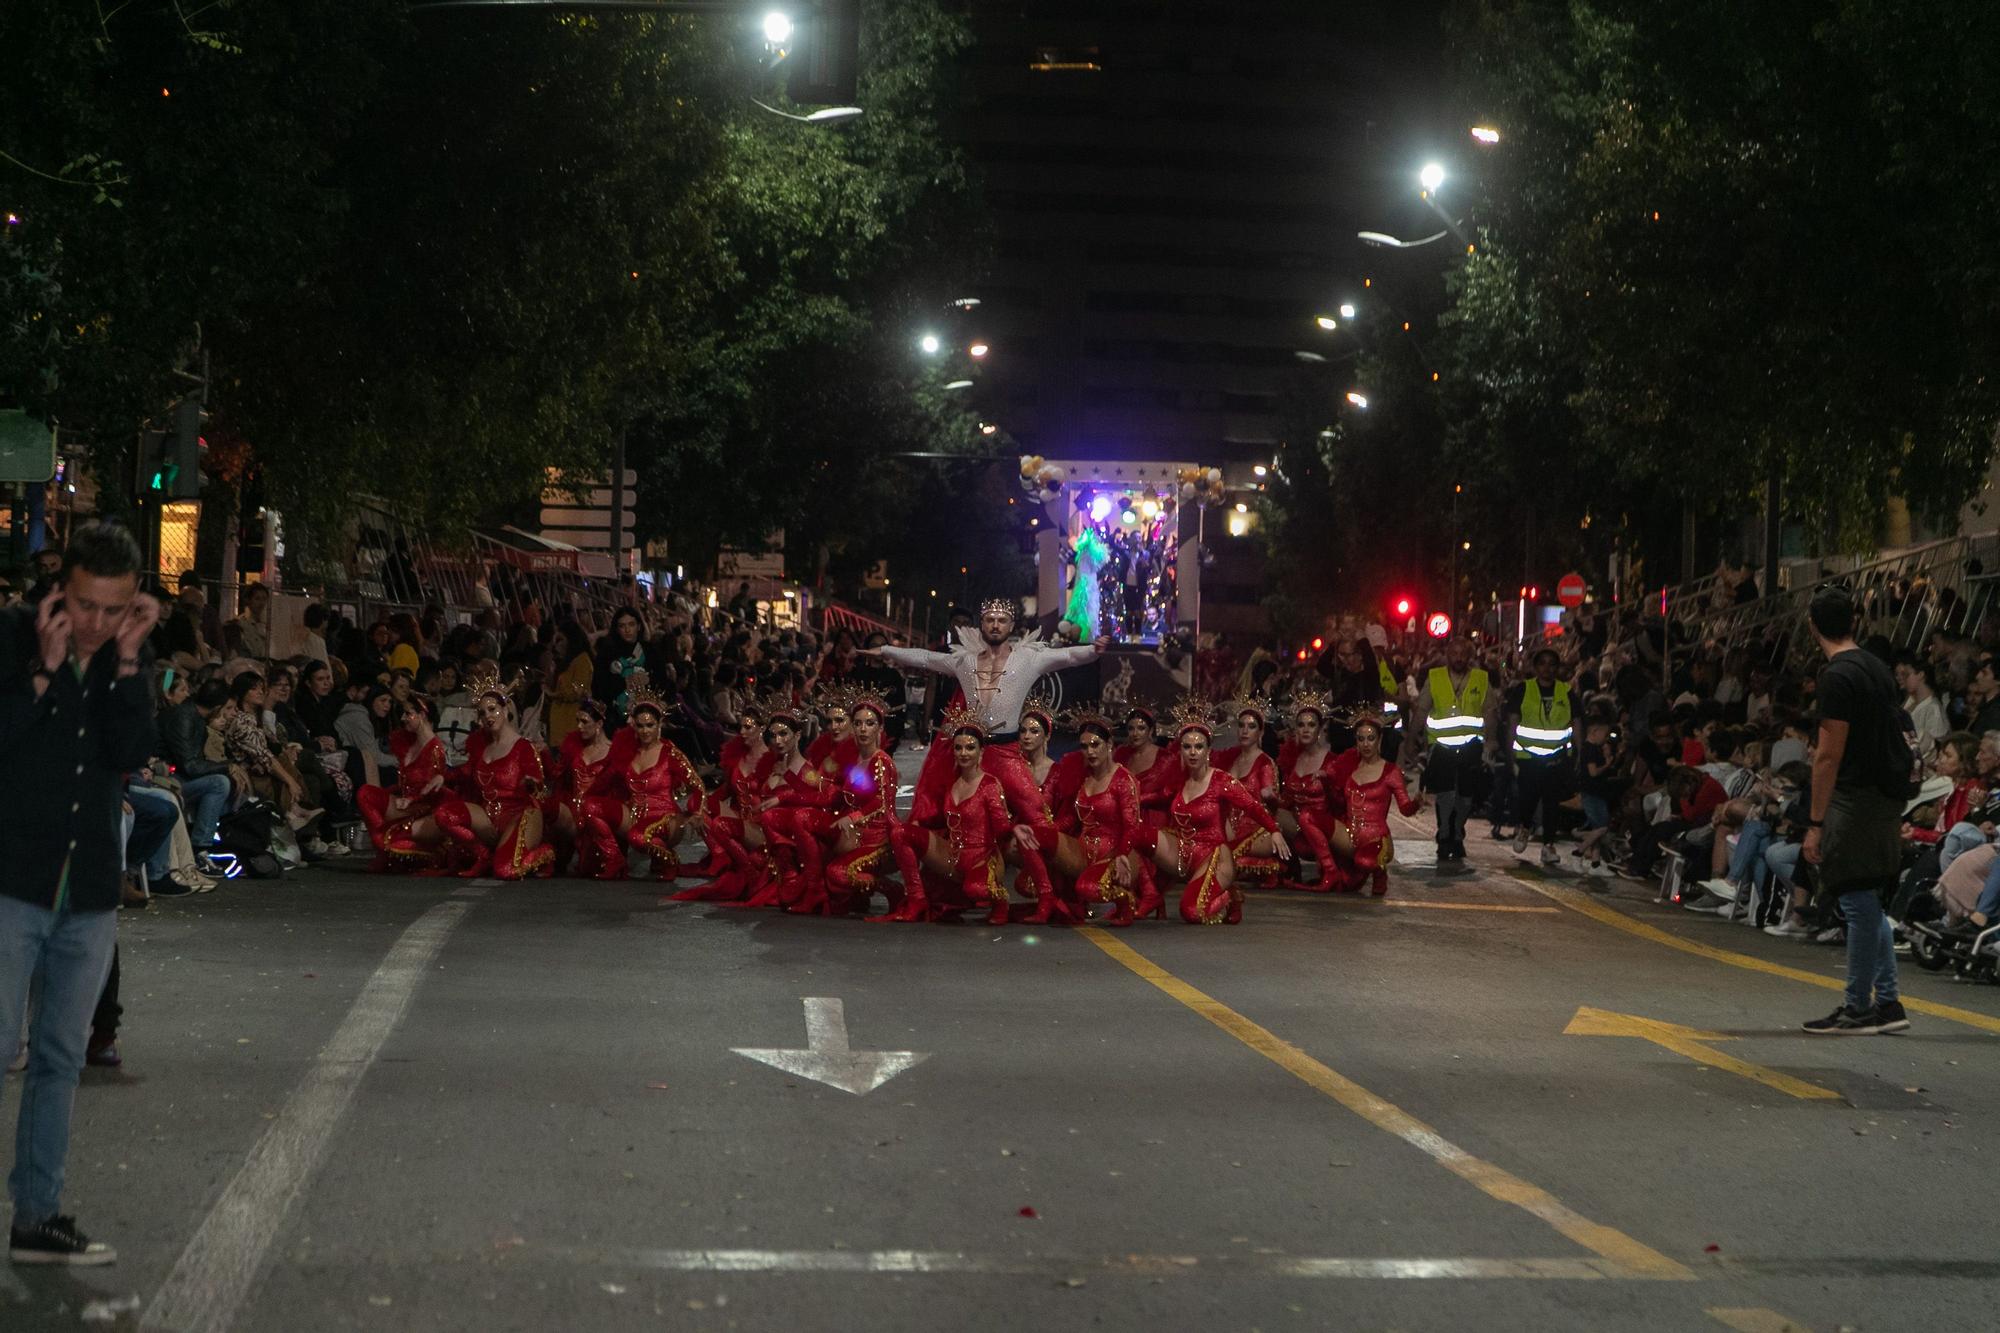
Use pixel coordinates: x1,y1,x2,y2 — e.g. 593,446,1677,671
543,1247,1628,1280
141,888,489,1333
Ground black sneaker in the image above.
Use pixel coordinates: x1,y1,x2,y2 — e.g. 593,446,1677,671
1802,1006,1882,1036
148,875,195,898
1872,1000,1910,1034
9,1215,116,1266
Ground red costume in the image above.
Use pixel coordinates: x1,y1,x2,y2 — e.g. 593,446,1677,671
673,736,772,902
744,758,839,912
890,771,1014,922
1059,766,1147,925
357,732,449,872
1151,769,1278,924
621,739,704,878
434,732,555,880
823,745,900,914
1278,740,1345,891
1116,743,1181,829
1331,751,1420,895
552,730,632,880
1215,742,1281,886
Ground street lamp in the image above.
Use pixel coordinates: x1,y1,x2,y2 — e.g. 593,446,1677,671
1338,302,1356,319
1314,315,1339,331
918,332,941,355
751,99,864,124
1470,126,1501,145
1358,229,1448,249
1419,162,1447,192
1345,391,1369,409
761,10,793,44
968,341,990,358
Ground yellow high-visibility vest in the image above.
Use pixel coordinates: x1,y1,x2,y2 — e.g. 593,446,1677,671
1512,679,1573,760
1378,660,1401,720
1425,667,1489,749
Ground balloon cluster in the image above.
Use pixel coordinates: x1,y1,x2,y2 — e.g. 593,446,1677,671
1177,465,1226,506
1018,454,1065,504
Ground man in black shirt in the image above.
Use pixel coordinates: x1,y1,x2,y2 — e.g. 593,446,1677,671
1802,584,1910,1036
0,521,158,1265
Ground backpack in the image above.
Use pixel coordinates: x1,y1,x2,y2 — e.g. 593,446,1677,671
217,800,286,878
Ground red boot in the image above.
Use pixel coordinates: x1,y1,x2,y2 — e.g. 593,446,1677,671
868,827,931,923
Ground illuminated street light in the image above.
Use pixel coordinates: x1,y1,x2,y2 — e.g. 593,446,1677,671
762,10,793,44
968,341,990,358
1233,502,1247,514
979,422,997,436
1345,391,1369,409
1419,162,1447,192
942,379,973,390
1315,315,1339,331
919,332,941,355
1358,229,1448,249
1252,464,1268,478
1338,303,1356,319
1470,126,1500,145
951,297,981,309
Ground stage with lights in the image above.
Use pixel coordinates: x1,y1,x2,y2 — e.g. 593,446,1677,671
1020,458,1231,649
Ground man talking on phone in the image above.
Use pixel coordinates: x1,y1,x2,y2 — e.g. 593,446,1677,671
0,520,158,1265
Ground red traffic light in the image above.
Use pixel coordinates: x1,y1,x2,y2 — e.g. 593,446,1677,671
1394,597,1413,617
1311,636,1324,651
1296,649,1309,662
1426,612,1453,639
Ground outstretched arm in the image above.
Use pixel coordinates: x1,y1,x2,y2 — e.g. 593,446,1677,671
874,644,959,675
1034,642,1106,674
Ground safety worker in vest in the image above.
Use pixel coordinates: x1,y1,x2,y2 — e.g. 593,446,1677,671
1376,648,1406,762
1504,647,1574,868
1409,635,1499,875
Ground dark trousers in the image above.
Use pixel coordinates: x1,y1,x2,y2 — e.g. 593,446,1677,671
1631,818,1690,877
91,947,120,1042
1513,757,1569,846
1425,745,1486,854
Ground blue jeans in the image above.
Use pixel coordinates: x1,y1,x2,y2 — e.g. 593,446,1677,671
1840,888,1899,1014
177,772,232,849
1975,854,2000,920
1765,841,1802,891
1728,818,1772,886
1939,821,1988,873
0,897,118,1225
1579,793,1610,830
126,785,181,883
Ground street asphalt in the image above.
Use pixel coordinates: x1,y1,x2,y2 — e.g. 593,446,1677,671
5,755,1999,1331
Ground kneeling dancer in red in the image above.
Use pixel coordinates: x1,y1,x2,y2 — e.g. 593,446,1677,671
1330,713,1419,896
883,712,1022,923
1137,699,1291,924
432,664,555,879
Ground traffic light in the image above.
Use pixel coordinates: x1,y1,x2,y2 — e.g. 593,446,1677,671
1310,636,1324,652
787,0,861,104
1393,596,1413,618
143,398,203,499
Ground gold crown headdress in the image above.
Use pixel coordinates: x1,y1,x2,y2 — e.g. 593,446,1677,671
465,660,509,704
940,701,989,741
1120,695,1160,726
979,596,1018,621
1286,684,1333,726
1056,701,1114,738
1020,686,1057,733
756,686,805,728
1225,689,1271,725
813,679,863,720
626,669,667,718
1166,693,1218,739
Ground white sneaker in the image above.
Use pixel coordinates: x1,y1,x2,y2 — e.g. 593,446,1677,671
1697,878,1741,902
1685,898,1733,915
1585,860,1614,880
1814,926,1846,944
1765,919,1812,938
1539,845,1562,868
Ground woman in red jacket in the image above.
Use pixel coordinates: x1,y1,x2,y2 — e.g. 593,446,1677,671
550,698,630,881
1277,689,1351,891
823,694,902,915
433,665,555,880
1215,694,1282,888
357,699,450,872
1139,701,1291,924
739,703,840,913
671,707,774,903
1051,714,1149,925
1329,715,1420,895
618,686,706,880
881,712,1019,924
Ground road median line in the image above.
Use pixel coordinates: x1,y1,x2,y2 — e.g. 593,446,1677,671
1509,872,2000,1037
1077,927,1693,1282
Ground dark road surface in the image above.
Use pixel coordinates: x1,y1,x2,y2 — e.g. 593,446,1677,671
5,793,1998,1331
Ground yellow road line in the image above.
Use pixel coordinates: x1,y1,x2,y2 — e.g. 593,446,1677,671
1514,873,2000,1038
1706,1307,1809,1333
1249,892,1559,914
1565,1006,1841,1101
1078,927,1693,1281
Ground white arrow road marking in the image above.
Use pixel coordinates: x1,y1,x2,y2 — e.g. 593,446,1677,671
732,997,928,1096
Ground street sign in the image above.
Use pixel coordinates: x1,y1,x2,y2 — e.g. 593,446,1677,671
0,409,56,483
1426,612,1452,639
539,469,636,553
1556,572,1586,608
